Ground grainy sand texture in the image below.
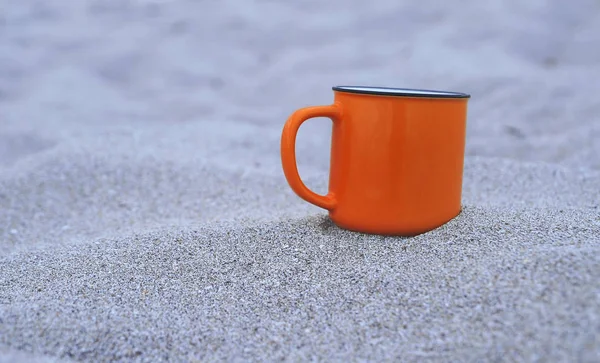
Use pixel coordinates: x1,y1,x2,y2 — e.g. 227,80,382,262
1,0,600,362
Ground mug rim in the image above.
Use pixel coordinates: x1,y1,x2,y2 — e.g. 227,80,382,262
332,85,471,99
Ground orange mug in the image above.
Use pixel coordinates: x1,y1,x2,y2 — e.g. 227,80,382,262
280,86,470,236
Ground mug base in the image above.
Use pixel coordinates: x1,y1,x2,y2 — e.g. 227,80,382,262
328,208,462,237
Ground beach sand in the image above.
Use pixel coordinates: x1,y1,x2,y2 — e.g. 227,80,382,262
1,0,599,361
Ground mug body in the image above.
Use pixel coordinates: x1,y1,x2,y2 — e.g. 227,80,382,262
327,87,469,235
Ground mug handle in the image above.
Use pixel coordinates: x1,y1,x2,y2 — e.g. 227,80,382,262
280,104,341,210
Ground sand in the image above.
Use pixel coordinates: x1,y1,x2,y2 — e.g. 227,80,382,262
1,0,600,361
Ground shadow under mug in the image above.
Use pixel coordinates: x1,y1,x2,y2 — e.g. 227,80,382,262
281,86,470,236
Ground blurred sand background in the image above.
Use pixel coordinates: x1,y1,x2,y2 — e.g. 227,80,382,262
1,0,599,361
